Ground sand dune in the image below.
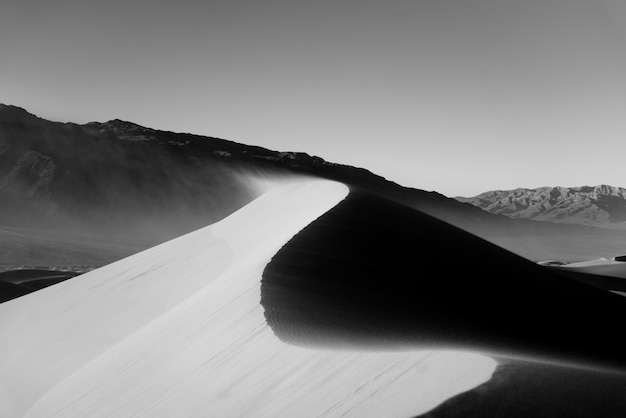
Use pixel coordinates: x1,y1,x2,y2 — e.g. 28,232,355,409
548,267,626,293
542,258,626,293
262,189,626,370
0,179,496,418
559,259,626,278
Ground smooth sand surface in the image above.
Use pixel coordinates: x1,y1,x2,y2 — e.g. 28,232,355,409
0,179,495,418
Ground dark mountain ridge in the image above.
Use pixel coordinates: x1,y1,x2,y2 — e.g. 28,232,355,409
0,104,490,235
2,104,626,267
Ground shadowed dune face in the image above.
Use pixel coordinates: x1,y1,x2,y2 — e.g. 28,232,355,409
0,269,80,302
262,190,626,370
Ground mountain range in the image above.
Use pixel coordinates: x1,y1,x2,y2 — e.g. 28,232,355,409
456,185,626,228
2,104,626,267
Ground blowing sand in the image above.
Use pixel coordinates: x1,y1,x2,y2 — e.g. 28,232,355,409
0,179,495,418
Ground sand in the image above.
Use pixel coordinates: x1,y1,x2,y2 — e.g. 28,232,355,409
263,189,626,371
422,358,626,417
0,179,496,418
0,269,80,303
546,258,626,292
559,259,626,279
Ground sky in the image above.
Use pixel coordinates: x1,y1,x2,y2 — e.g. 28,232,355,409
2,0,626,197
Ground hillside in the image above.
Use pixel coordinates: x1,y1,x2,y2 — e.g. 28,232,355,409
0,104,495,267
3,104,626,267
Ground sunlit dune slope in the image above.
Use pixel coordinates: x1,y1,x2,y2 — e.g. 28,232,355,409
263,189,626,370
0,179,495,418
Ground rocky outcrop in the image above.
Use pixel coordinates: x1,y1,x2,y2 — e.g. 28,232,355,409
0,151,57,216
1,151,55,195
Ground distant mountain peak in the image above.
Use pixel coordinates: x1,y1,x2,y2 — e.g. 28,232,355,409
456,185,626,228
87,119,153,130
83,119,156,141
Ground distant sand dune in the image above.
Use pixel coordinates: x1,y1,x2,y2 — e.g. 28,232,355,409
557,259,626,279
0,179,496,418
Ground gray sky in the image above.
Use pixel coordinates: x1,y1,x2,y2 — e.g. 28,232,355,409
2,0,626,196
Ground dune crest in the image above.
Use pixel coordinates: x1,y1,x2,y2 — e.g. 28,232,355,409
0,178,495,418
